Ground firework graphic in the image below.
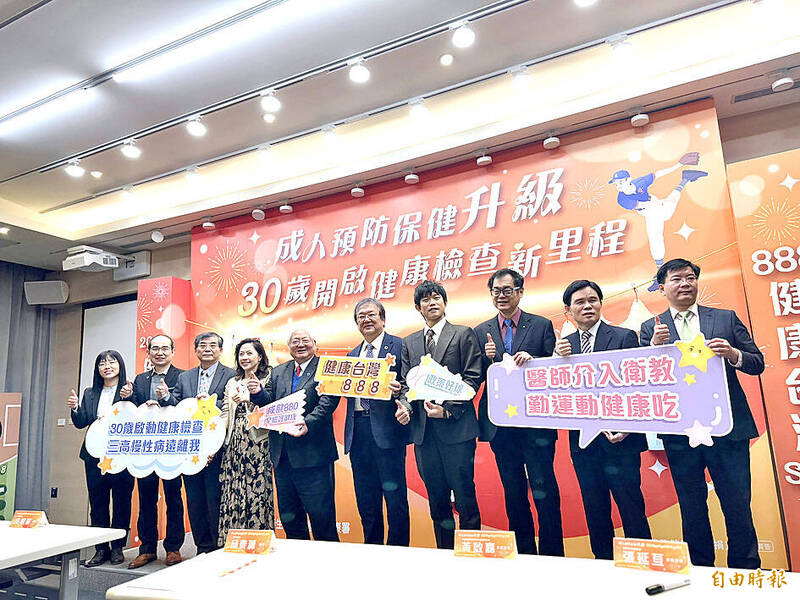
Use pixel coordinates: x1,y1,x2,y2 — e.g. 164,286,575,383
748,197,800,243
137,296,154,332
697,286,720,307
206,240,248,297
570,177,605,209
152,281,170,301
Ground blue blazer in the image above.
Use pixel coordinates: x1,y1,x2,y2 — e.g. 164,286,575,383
344,333,409,453
640,305,764,443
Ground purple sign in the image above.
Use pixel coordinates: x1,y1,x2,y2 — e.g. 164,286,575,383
487,335,732,449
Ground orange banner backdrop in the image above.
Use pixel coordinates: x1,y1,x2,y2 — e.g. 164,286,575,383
729,148,800,570
185,99,787,567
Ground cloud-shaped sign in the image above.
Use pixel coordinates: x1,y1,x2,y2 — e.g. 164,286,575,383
84,396,226,479
405,354,476,403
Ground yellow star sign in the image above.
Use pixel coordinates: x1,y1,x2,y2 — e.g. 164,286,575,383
505,404,519,418
420,355,434,367
676,334,716,373
683,373,697,386
113,408,120,416
246,407,263,430
98,456,114,474
191,455,200,465
192,394,221,428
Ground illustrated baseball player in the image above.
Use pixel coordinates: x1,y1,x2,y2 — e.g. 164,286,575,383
609,152,707,291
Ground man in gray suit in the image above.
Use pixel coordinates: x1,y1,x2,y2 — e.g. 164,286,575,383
398,280,482,549
640,258,764,569
172,332,235,554
250,328,340,542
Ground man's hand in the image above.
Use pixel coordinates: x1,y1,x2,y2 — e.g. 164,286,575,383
512,351,532,366
145,400,159,407
424,400,445,419
651,314,671,345
603,431,629,444
679,152,700,166
197,392,210,400
246,374,262,395
120,381,133,399
707,338,740,363
554,336,571,357
155,379,169,400
485,332,496,360
287,420,308,437
389,380,401,398
395,399,410,425
67,389,79,411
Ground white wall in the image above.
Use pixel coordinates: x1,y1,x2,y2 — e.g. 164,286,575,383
79,301,137,394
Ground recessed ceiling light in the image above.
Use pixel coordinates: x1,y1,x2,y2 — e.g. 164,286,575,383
348,60,370,84
262,113,276,124
439,53,454,67
151,230,165,243
0,227,9,235
279,203,293,214
186,117,207,137
260,91,281,113
121,140,142,159
451,24,475,49
64,160,85,177
90,170,103,179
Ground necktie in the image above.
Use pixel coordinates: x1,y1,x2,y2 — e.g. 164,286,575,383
291,364,302,393
678,311,693,340
198,370,210,396
503,319,514,354
426,329,436,356
580,330,592,354
296,365,302,377
360,343,375,412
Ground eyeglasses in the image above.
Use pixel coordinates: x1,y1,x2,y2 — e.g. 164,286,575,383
149,345,172,353
197,343,219,350
356,312,380,322
289,338,313,347
667,276,698,285
490,286,521,297
98,359,118,367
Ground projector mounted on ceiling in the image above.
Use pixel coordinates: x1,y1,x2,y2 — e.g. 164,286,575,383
62,245,119,272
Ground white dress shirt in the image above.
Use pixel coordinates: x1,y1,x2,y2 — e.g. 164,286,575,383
668,303,742,368
423,318,447,347
355,332,384,411
97,386,116,418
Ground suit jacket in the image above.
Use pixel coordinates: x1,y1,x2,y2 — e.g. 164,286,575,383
565,321,647,455
640,305,764,443
401,321,482,446
250,356,339,468
172,363,236,409
344,333,409,453
72,385,124,461
474,311,556,443
131,365,183,407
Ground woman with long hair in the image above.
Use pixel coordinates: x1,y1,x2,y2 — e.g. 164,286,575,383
68,350,135,566
218,338,275,543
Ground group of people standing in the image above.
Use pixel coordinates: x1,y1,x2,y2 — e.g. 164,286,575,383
69,257,765,570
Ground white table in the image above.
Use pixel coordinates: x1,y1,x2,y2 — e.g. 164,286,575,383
106,537,796,599
0,520,125,599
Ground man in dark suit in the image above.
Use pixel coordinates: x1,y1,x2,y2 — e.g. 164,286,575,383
344,299,410,546
640,258,764,569
250,328,340,542
555,280,651,560
397,280,482,549
123,335,185,569
474,268,563,556
172,332,235,555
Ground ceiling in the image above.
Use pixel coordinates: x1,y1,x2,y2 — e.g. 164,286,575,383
0,0,798,270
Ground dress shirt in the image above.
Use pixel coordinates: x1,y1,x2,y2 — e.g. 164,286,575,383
294,358,313,377
355,332,384,411
668,303,742,368
423,318,447,347
197,361,219,396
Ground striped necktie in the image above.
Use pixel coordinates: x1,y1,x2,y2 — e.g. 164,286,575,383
580,330,592,354
359,343,374,412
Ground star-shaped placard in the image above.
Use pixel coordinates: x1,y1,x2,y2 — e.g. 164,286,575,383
499,353,519,375
192,394,221,428
683,419,713,448
98,456,114,474
676,334,715,373
385,354,396,367
191,455,200,465
246,407,264,430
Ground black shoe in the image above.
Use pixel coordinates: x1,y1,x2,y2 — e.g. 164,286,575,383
110,548,124,565
85,550,109,567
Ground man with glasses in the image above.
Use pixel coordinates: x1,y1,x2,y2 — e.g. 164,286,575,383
123,334,186,568
173,332,235,555
474,268,564,556
250,329,340,542
641,258,764,569
343,299,409,545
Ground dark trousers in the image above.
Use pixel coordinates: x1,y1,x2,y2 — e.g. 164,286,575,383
490,428,564,556
274,454,338,542
182,452,222,554
571,447,651,559
83,458,134,553
350,415,410,546
664,437,759,569
136,473,185,554
413,428,480,550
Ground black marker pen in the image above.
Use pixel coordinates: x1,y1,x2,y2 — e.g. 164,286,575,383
646,578,691,595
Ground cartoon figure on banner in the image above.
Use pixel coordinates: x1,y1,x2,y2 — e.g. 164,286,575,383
609,152,707,291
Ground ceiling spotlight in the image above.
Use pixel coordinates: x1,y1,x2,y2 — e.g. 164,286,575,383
510,66,532,89
257,144,272,159
451,23,476,49
348,59,371,84
150,230,165,243
409,98,429,119
120,140,142,159
185,166,200,180
351,184,365,198
201,220,215,231
771,71,795,93
260,91,281,113
607,34,633,57
476,153,492,167
543,135,561,150
186,116,207,137
322,124,338,143
122,185,134,198
64,160,85,177
439,53,454,67
279,203,293,214
262,113,276,124
574,0,598,7
90,170,103,179
630,112,650,127
251,207,266,221
0,227,10,235
405,172,420,185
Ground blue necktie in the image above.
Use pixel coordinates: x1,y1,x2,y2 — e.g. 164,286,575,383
503,319,514,354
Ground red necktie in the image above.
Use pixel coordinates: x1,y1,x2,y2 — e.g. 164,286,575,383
296,365,301,377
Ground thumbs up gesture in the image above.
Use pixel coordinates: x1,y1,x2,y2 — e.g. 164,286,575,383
155,378,169,400
554,332,572,357
651,314,670,346
246,373,262,394
67,389,79,411
395,399,410,425
485,332,496,359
